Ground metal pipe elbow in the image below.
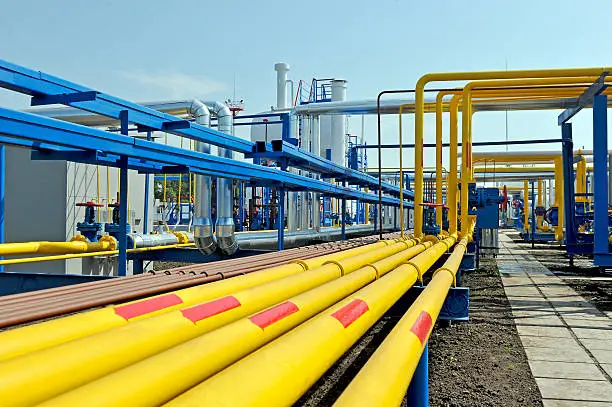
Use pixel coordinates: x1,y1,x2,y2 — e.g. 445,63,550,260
216,217,238,255
194,218,217,255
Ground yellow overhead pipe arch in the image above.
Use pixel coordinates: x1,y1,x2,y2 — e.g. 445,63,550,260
414,67,611,238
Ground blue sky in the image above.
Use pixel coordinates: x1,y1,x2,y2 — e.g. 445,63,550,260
1,0,611,169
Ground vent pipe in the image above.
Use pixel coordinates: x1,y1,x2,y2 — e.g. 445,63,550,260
205,101,238,255
190,101,216,254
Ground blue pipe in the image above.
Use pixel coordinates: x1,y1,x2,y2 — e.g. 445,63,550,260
407,343,429,407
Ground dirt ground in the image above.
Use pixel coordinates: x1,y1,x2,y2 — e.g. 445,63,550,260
427,259,542,407
296,257,542,407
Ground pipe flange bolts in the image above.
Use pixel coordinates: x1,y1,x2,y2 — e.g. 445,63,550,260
70,234,88,243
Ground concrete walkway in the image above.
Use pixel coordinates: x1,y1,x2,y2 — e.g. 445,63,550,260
497,232,612,407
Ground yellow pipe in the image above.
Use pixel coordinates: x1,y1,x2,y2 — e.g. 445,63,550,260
165,236,454,407
448,95,460,235
474,166,555,173
106,166,111,221
461,76,607,235
39,242,431,407
414,67,611,238
0,240,414,406
0,240,389,363
0,243,194,266
435,92,446,231
537,180,545,230
0,238,116,256
334,237,469,407
555,157,564,241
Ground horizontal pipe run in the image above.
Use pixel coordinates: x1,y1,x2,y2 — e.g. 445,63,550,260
165,237,454,407
0,241,387,362
0,243,195,266
0,241,411,406
38,242,430,407
334,237,469,406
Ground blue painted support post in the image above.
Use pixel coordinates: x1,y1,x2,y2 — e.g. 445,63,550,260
531,180,536,248
277,187,285,251
133,259,144,275
0,144,4,272
143,131,151,235
406,343,429,407
561,123,576,250
341,182,346,240
118,111,129,277
593,94,609,257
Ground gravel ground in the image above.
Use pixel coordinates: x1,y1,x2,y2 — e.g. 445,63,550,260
296,257,542,407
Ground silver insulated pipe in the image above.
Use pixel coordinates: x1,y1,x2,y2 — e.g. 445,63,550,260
205,101,238,255
190,101,217,254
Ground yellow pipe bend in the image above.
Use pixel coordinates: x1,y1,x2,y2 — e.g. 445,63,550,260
414,67,611,238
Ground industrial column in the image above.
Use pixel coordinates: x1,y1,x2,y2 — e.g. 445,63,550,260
118,111,129,277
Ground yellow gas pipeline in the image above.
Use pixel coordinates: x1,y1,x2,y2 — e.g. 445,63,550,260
165,236,455,407
334,237,469,407
0,240,414,407
0,240,388,362
39,242,432,407
0,236,116,256
414,67,611,237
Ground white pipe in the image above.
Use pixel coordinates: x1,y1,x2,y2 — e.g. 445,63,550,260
275,62,290,109
189,101,216,254
330,79,347,166
312,115,321,231
204,101,238,255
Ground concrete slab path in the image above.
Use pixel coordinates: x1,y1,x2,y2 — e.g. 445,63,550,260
497,231,612,406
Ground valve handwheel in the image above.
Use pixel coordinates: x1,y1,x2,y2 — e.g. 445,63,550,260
76,201,104,207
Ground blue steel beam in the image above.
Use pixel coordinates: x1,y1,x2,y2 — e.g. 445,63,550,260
0,107,409,206
0,59,253,153
247,140,414,199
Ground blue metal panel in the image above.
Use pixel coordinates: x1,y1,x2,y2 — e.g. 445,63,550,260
558,74,608,125
0,272,113,296
593,95,609,257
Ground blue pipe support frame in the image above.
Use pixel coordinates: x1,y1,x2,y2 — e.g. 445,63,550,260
561,123,578,253
143,130,151,235
593,94,611,265
118,111,129,277
0,144,4,272
406,343,429,407
277,187,285,251
0,107,409,207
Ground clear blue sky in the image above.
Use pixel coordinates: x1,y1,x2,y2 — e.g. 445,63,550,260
1,0,611,169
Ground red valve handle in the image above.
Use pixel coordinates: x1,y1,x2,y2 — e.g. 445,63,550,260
76,201,104,207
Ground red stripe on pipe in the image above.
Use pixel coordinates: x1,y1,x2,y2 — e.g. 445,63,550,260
249,301,299,329
181,296,241,323
331,299,369,328
114,294,183,320
410,310,433,344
